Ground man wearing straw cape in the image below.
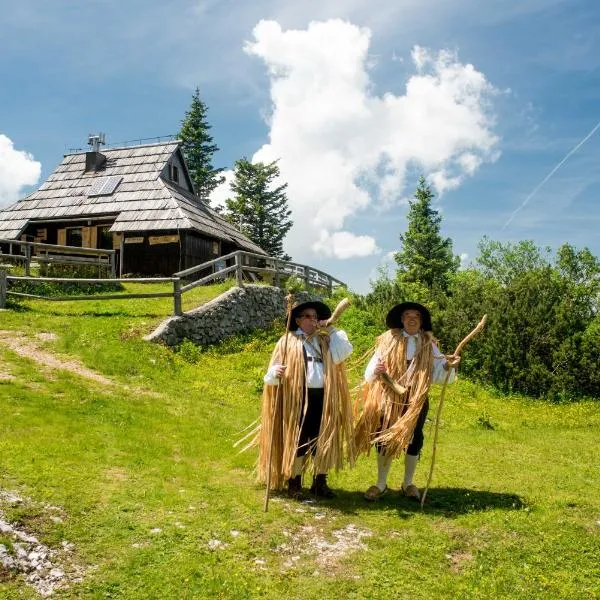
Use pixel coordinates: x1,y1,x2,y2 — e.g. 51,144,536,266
355,302,460,502
259,300,355,500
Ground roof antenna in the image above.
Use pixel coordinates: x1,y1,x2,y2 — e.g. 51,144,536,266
88,133,106,153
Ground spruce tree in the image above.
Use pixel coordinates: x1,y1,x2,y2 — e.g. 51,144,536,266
224,159,293,259
178,88,225,203
395,176,458,290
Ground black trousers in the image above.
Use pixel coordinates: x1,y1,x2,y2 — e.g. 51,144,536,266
406,397,429,456
297,388,324,457
377,397,430,457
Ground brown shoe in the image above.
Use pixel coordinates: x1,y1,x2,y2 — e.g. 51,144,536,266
286,475,306,501
401,483,421,501
364,485,388,502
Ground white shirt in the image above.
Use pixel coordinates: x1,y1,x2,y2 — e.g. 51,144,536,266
364,330,455,384
264,327,353,388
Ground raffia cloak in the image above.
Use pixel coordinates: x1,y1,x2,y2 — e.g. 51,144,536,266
354,329,434,458
255,332,355,491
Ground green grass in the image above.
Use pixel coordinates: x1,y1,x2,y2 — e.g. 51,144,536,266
0,286,599,599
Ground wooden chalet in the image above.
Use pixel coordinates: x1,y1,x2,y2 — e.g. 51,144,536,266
0,138,265,275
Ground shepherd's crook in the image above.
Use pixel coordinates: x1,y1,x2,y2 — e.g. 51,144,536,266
264,292,295,512
420,315,488,508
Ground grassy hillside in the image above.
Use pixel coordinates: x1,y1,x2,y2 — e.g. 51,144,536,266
1,284,599,599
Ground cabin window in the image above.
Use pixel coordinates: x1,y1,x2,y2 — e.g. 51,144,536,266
212,241,219,255
98,226,113,250
169,164,179,183
66,227,83,247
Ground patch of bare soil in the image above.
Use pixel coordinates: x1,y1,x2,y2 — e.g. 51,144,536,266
275,523,372,572
0,368,15,381
0,490,86,597
0,330,112,385
0,330,165,398
446,549,474,573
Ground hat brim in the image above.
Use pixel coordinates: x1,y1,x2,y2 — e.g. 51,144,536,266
385,302,432,331
288,301,331,330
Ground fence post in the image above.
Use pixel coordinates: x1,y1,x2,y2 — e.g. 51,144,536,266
25,244,31,277
303,265,310,290
110,252,116,279
173,278,183,316
0,266,7,309
235,253,244,287
274,259,281,288
119,236,125,278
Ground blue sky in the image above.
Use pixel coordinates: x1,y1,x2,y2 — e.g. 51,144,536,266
1,0,599,293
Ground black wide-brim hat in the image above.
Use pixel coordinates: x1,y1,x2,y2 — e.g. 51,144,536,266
288,301,332,330
386,301,432,332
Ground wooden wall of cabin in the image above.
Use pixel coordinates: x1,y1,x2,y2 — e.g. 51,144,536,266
22,222,115,249
120,232,180,276
15,223,235,277
181,232,221,279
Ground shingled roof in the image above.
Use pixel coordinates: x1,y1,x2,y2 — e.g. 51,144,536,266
0,141,266,255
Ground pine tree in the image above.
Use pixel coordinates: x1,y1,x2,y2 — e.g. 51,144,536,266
395,176,458,290
224,159,293,259
178,88,225,203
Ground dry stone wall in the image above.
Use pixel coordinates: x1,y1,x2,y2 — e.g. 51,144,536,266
145,285,317,347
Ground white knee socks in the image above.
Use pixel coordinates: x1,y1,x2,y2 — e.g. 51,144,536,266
376,453,393,491
403,453,419,487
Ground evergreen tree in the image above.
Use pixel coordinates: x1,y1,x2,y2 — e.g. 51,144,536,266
224,158,293,259
178,88,225,203
394,176,458,290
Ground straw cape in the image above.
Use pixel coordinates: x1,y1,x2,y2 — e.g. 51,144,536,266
254,330,355,491
354,328,436,458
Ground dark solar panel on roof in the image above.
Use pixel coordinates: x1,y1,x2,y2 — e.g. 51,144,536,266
88,175,122,197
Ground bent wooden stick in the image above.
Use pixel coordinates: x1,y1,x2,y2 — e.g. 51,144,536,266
420,314,488,508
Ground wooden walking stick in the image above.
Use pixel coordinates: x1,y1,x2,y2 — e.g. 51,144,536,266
420,315,488,508
264,292,295,512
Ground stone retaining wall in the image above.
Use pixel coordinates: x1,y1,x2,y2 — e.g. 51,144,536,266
145,285,317,347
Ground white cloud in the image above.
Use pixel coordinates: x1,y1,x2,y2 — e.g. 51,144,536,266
209,170,235,210
313,230,379,259
0,134,41,207
242,19,499,260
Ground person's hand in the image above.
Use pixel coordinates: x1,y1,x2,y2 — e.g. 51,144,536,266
374,359,387,375
444,355,461,370
275,365,287,378
316,321,331,342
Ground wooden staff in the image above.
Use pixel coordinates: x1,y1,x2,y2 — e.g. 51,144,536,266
420,315,488,508
264,292,295,512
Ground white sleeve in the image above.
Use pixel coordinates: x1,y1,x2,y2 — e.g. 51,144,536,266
264,364,282,386
431,341,456,384
364,351,380,383
328,328,353,364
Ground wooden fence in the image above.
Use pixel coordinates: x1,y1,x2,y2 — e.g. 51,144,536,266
0,238,116,277
0,250,345,316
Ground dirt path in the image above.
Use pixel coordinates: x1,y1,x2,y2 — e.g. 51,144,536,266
0,330,113,385
0,330,163,398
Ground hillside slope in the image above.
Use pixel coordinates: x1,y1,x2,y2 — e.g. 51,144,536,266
1,287,599,599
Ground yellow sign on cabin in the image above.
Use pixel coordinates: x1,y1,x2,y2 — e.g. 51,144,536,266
149,235,179,245
124,237,145,244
